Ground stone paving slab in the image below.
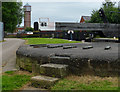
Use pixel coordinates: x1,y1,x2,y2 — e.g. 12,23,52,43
31,75,59,88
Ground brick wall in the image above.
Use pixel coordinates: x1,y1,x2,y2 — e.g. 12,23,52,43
24,11,31,29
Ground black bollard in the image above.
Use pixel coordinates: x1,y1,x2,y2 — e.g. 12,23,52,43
118,37,120,42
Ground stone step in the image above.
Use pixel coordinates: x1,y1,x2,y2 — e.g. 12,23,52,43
40,63,69,78
50,56,70,60
31,75,59,88
50,56,70,64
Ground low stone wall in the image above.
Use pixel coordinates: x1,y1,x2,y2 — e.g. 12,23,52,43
16,43,120,77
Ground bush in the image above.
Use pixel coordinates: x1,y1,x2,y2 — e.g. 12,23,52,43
5,34,17,38
17,34,40,38
25,27,34,32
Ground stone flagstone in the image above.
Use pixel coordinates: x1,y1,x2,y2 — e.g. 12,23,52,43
31,75,59,88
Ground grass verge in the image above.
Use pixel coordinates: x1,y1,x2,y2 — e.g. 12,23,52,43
51,75,119,90
23,38,81,44
2,71,119,91
2,71,32,91
0,40,5,43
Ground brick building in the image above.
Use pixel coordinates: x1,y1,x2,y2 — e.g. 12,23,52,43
80,16,91,23
24,3,31,29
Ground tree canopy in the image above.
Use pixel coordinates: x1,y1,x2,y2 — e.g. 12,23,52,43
2,2,23,33
89,0,120,24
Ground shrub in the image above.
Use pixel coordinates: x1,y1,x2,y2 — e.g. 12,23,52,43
25,27,34,32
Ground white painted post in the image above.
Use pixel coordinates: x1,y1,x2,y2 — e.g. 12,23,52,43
68,30,74,40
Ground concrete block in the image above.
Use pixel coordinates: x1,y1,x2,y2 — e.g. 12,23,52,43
104,46,111,50
63,46,77,49
50,56,70,64
31,75,59,88
16,55,32,72
50,56,70,60
82,46,93,49
40,63,68,78
32,63,40,75
47,45,63,48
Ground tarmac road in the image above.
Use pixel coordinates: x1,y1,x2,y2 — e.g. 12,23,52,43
0,38,25,73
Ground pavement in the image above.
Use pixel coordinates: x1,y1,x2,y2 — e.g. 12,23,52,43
0,38,25,73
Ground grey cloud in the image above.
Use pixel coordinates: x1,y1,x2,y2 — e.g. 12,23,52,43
22,2,101,27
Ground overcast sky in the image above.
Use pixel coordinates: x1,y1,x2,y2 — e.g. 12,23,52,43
21,0,120,27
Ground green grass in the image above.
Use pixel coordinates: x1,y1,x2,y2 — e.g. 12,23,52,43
0,40,5,43
2,70,119,91
2,71,32,91
4,71,16,75
23,38,81,44
51,76,119,91
0,75,2,92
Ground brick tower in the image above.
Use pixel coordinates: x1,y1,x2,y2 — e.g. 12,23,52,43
24,3,31,29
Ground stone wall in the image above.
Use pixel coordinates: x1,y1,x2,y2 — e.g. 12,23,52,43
16,43,120,77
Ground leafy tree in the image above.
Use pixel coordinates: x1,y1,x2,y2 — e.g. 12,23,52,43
88,0,120,23
2,2,23,33
25,27,34,32
89,10,103,23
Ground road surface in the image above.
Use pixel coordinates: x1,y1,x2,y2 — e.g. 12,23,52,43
0,38,25,73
